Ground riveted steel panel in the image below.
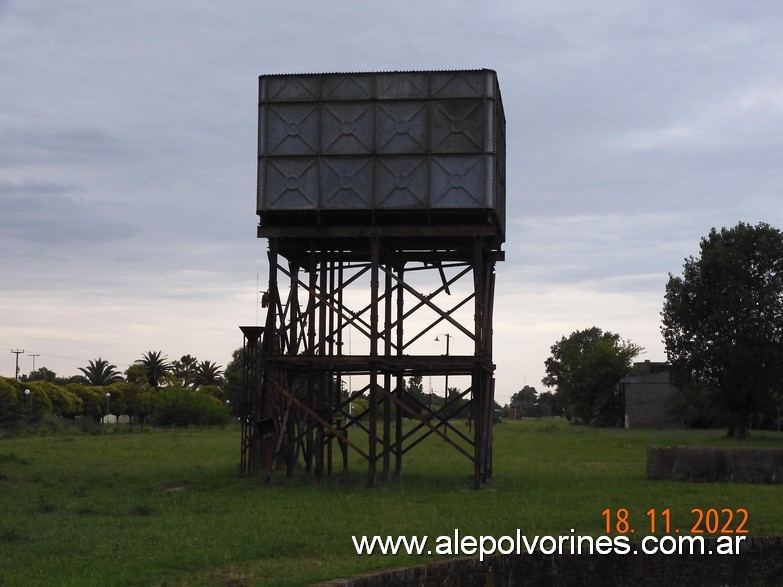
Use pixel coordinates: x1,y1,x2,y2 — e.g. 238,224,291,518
321,158,374,208
430,70,490,98
257,69,506,240
376,72,429,100
430,155,487,208
259,158,319,210
375,156,429,209
375,101,428,154
322,102,374,155
261,104,320,156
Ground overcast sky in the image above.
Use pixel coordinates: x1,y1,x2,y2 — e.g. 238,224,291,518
2,1,782,403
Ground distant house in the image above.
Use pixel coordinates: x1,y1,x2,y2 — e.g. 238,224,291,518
620,361,680,429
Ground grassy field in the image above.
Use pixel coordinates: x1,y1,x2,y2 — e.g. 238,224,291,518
0,420,781,586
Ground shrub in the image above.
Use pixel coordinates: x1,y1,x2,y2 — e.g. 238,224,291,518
0,378,24,428
151,387,231,427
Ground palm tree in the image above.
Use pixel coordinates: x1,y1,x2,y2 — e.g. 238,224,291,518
78,358,123,386
194,360,223,389
136,351,171,388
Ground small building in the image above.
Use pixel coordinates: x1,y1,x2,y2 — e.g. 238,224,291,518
620,361,680,429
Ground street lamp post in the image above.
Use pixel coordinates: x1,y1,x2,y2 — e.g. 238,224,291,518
24,388,30,412
105,392,111,424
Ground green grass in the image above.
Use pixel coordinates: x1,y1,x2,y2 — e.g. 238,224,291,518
0,421,781,586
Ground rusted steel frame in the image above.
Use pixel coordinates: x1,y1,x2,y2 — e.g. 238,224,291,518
472,236,496,488
273,264,296,354
277,261,376,348
303,250,317,473
484,262,497,481
382,263,394,481
379,385,474,462
402,258,473,271
480,244,497,483
386,267,475,341
287,260,306,355
291,311,308,355
435,261,451,295
486,377,495,480
400,292,474,352
277,385,370,461
239,326,264,474
392,263,472,328
337,391,373,436
433,387,474,444
284,399,332,461
485,274,493,360
473,237,485,489
270,395,292,476
347,296,396,351
328,260,341,475
267,354,478,376
240,333,251,473
315,258,329,479
319,259,378,347
285,408,358,462
395,264,404,476
272,265,301,356
395,388,474,453
368,237,380,486
398,425,466,461
475,367,494,486
263,241,280,415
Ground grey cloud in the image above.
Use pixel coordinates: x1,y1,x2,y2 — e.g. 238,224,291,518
0,125,130,167
0,180,135,249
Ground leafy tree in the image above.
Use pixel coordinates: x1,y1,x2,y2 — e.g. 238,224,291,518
536,391,559,418
66,383,103,422
509,385,538,418
19,384,52,419
78,358,123,386
223,348,245,415
27,381,82,419
199,384,224,400
136,351,171,388
662,222,783,439
151,387,231,427
103,382,128,421
0,377,24,427
21,366,58,383
171,354,199,389
124,364,154,426
543,327,642,426
507,387,560,418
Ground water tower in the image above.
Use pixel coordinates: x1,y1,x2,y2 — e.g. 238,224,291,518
241,70,505,488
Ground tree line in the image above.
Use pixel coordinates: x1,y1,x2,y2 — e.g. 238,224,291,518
0,349,246,429
6,223,782,438
508,222,783,439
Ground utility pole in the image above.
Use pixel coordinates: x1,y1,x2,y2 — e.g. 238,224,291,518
11,349,24,381
28,353,40,374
